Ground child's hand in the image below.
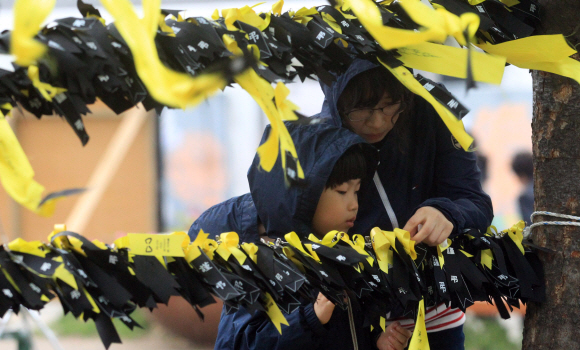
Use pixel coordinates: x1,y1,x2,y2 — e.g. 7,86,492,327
403,206,453,246
313,292,335,325
376,322,413,350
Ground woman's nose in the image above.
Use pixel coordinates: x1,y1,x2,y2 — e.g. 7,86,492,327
365,109,386,129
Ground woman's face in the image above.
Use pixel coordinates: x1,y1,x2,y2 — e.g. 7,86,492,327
343,93,402,144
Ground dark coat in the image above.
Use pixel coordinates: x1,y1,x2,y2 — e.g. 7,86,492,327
319,59,493,237
188,122,378,350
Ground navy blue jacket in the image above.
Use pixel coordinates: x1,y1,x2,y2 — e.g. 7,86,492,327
319,59,493,237
189,122,378,350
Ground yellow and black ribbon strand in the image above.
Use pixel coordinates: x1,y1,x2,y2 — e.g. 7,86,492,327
0,221,545,348
100,0,229,109
220,33,303,182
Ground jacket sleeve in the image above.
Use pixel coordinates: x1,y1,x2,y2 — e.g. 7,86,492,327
417,116,493,236
187,194,252,241
215,303,328,350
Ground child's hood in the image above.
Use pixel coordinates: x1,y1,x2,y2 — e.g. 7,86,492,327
248,122,377,239
319,59,378,127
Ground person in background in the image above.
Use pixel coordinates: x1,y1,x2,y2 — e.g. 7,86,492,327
511,152,534,225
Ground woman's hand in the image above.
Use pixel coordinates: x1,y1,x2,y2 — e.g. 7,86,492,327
403,206,454,246
313,292,335,325
376,322,413,350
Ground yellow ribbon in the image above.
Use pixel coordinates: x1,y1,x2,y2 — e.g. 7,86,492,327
370,227,394,273
241,242,259,264
394,228,417,260
282,246,306,273
27,65,68,102
436,238,451,268
263,292,289,333
397,42,506,85
408,299,430,350
506,220,526,255
233,64,304,181
308,230,344,248
0,113,55,215
498,0,520,6
480,249,492,269
221,5,271,32
477,35,580,85
285,232,320,262
272,0,284,16
320,12,343,35
378,58,474,151
216,231,248,265
100,0,228,109
292,7,319,24
345,0,479,50
53,256,78,289
158,13,176,36
7,238,50,258
84,288,101,314
11,0,56,66
113,231,188,257
184,229,219,262
341,233,375,267
1,267,22,294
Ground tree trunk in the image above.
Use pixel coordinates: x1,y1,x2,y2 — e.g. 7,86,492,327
522,1,580,348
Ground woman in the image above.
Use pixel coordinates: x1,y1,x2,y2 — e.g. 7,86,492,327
319,59,493,350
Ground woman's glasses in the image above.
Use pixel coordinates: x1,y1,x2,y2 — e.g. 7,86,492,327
346,102,403,123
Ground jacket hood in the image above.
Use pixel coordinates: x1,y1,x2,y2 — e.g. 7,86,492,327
319,59,379,127
248,122,377,239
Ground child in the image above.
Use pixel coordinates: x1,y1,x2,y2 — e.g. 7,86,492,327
188,122,412,350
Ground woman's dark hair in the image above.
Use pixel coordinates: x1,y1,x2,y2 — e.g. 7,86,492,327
337,66,413,149
325,145,368,189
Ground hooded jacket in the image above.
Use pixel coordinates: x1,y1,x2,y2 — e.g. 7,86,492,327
319,59,493,331
188,121,378,350
319,59,493,240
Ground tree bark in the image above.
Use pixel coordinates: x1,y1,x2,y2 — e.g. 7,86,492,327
522,1,580,348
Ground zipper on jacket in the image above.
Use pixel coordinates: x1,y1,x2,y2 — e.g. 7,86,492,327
373,171,399,229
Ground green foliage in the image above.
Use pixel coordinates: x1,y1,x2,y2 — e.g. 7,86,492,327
48,308,151,339
464,315,522,350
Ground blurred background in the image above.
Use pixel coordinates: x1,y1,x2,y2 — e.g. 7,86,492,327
0,1,532,349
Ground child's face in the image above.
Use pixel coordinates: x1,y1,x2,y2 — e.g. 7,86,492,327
312,179,361,238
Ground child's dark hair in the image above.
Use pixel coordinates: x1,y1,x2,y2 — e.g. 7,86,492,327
325,145,368,189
